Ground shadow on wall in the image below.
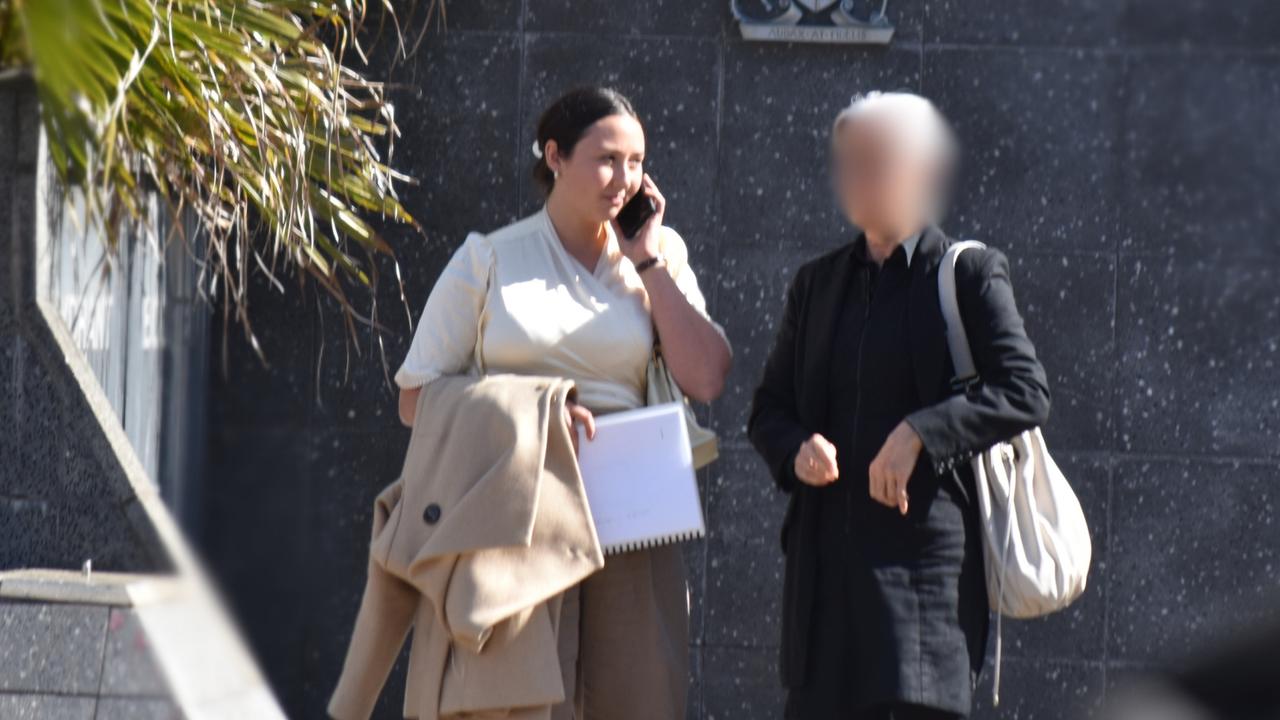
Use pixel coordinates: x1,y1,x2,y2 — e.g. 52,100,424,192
1101,608,1280,720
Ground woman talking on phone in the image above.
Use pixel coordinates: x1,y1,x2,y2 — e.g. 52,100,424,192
394,86,731,719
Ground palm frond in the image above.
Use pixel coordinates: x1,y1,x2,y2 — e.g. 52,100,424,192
0,0,440,366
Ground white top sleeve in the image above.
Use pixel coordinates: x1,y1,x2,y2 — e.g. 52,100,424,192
394,232,494,389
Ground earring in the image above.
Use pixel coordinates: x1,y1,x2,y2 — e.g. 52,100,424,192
553,170,560,179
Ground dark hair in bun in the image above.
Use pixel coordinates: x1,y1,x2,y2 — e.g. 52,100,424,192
533,86,639,197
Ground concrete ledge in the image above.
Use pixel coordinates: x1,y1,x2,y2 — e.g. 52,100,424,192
0,569,171,607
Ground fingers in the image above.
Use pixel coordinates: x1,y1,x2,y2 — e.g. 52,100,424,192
811,434,838,478
794,434,839,487
563,404,579,455
642,173,663,203
570,403,596,440
642,173,666,217
869,456,910,515
868,423,921,515
868,458,883,505
564,402,595,462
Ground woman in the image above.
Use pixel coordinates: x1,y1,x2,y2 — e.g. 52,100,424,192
748,92,1051,720
395,86,731,719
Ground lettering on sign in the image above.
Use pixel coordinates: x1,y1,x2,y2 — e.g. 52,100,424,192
733,0,895,45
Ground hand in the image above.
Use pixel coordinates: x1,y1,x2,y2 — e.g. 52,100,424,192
869,420,923,515
614,173,666,267
793,433,839,487
564,399,596,456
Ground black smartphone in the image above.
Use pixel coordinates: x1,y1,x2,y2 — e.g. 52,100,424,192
615,188,657,240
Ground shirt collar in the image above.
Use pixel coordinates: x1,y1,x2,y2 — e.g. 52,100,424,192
856,231,923,267
901,232,922,267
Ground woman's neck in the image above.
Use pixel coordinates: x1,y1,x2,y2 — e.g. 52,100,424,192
546,192,607,272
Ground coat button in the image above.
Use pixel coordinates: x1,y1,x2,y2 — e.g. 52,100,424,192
422,503,442,524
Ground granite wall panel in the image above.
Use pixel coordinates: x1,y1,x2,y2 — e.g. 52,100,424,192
1121,1,1280,49
1010,252,1117,452
0,84,14,166
705,534,784,649
0,268,168,572
702,644,787,720
925,0,1124,47
969,657,1106,720
711,245,800,440
206,273,317,431
687,647,705,720
1116,255,1280,457
297,429,411,718
0,84,12,310
706,447,790,546
719,43,921,252
196,3,1280,718
1120,54,1280,258
198,427,313,711
431,0,522,33
525,0,730,38
924,48,1126,256
386,32,525,245
1109,458,1280,665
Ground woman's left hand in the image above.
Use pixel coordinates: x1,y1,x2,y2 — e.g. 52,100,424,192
565,399,596,457
615,173,666,266
869,420,923,515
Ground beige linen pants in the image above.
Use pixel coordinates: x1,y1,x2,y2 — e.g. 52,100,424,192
553,544,690,720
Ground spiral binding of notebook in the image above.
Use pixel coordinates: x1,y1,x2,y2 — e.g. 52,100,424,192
604,527,706,555
576,403,707,556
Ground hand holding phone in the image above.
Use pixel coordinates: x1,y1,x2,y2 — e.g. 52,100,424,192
613,174,667,272
615,185,657,240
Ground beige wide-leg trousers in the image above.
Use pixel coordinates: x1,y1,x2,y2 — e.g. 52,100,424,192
552,544,690,720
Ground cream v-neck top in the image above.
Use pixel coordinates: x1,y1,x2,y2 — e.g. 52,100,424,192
395,208,725,414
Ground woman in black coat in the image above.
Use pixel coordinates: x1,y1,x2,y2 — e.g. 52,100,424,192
748,91,1051,720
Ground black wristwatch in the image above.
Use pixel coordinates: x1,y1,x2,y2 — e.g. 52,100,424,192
634,254,665,275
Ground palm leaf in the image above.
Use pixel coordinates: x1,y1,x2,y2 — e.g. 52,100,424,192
0,0,440,368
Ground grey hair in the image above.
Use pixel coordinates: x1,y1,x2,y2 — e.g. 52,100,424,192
831,91,959,223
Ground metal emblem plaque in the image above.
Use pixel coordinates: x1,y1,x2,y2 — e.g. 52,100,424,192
733,0,895,45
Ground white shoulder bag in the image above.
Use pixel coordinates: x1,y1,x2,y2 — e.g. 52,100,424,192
646,345,719,470
938,241,1092,705
645,231,719,470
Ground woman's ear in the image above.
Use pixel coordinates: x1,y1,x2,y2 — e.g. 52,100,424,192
544,139,562,175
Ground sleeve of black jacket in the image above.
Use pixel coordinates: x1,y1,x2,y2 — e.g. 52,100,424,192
748,267,813,494
906,247,1052,476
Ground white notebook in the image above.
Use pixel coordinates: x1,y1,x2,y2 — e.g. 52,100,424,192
576,402,706,554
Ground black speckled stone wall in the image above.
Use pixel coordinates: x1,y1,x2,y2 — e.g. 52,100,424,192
198,4,1280,718
0,78,169,574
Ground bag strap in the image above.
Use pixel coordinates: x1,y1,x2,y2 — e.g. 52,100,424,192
937,240,987,389
938,239,1015,707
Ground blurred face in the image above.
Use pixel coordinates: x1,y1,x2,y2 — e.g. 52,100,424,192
831,116,932,234
546,113,646,224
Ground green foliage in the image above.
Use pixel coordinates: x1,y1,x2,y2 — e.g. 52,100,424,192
0,0,440,363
